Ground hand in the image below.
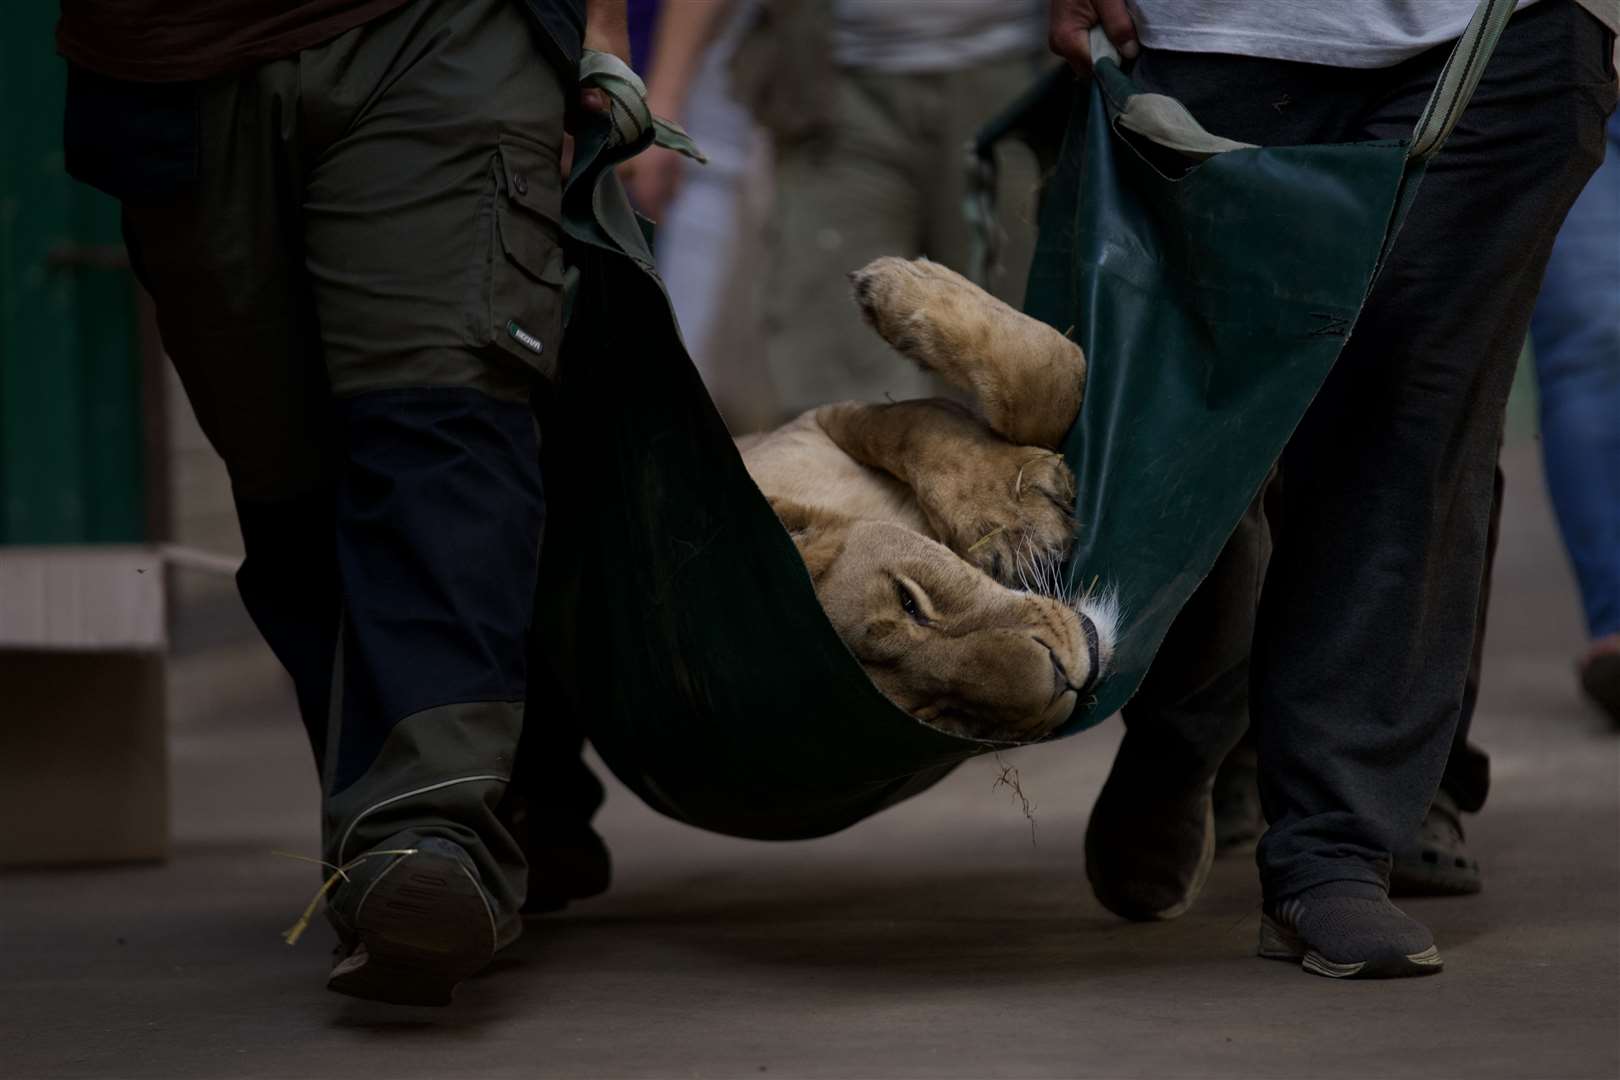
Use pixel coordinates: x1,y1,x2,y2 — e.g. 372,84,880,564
617,143,686,220
1048,0,1139,75
580,0,631,116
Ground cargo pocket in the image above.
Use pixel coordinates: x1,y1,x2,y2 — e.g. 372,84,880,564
485,139,566,382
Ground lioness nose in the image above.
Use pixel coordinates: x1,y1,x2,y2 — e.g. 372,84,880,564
1076,612,1103,695
1043,642,1073,696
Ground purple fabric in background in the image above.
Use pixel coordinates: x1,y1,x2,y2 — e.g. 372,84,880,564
628,0,661,74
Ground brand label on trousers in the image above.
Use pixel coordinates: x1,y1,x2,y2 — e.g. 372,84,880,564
506,320,544,355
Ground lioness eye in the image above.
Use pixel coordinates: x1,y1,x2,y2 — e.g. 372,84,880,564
895,579,927,624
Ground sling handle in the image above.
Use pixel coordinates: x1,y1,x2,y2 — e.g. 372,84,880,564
578,50,707,163
1087,0,1518,162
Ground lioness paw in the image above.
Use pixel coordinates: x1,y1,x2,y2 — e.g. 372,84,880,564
849,256,981,375
926,448,1076,589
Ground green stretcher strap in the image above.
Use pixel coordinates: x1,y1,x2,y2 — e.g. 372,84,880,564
578,50,708,164
962,65,1074,287
1410,0,1519,160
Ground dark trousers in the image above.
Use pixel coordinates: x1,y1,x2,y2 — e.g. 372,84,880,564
1127,0,1616,900
1204,461,1500,816
1440,465,1502,814
107,0,583,941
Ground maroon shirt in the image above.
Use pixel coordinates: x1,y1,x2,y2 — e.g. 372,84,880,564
57,0,413,82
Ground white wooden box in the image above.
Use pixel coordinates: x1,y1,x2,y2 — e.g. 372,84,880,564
1,547,168,866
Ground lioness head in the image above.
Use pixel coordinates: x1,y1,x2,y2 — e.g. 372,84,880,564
782,506,1117,741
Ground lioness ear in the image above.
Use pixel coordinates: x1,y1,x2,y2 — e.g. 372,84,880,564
769,498,848,586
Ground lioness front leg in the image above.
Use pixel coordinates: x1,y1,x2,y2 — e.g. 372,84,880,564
817,401,1075,586
849,257,1086,450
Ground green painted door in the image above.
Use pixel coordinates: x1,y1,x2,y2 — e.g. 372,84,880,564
1,7,145,544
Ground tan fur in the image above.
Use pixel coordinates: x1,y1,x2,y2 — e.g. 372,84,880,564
741,257,1113,741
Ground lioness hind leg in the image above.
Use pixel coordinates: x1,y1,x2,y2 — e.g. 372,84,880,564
816,401,1076,586
849,257,1086,450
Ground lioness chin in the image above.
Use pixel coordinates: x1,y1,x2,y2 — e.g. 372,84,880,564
740,257,1117,742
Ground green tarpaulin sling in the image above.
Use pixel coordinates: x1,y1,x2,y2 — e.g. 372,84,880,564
539,0,1516,840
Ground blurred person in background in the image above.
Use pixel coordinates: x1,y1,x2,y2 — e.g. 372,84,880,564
732,0,1049,421
1530,109,1620,726
628,0,662,69
622,0,780,429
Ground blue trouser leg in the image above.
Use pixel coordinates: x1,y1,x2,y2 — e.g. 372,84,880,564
320,388,544,946
1531,114,1620,641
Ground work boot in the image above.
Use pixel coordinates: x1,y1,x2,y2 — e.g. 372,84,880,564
1085,726,1218,921
325,832,500,1006
1260,880,1443,979
1390,788,1481,897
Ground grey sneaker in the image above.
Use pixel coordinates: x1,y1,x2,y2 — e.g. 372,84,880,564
1260,881,1444,979
325,835,499,1006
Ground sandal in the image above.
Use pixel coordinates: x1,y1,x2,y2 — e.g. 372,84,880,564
1390,788,1481,897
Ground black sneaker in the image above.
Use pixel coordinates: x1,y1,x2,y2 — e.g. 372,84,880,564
326,836,499,1006
1085,728,1217,922
1580,651,1620,727
1260,881,1444,979
520,826,613,915
1390,789,1481,897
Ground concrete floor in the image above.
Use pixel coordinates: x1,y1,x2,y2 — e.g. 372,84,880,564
4,443,1617,1079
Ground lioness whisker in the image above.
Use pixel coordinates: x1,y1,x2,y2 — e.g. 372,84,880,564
1016,540,1036,594
1018,534,1042,595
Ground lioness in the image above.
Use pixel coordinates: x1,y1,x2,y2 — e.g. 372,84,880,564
741,256,1117,742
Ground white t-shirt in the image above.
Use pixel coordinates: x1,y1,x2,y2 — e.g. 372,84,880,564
833,0,1046,73
1125,0,1569,68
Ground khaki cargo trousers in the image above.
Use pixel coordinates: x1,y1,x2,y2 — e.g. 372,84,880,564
763,53,1048,421
122,0,590,945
